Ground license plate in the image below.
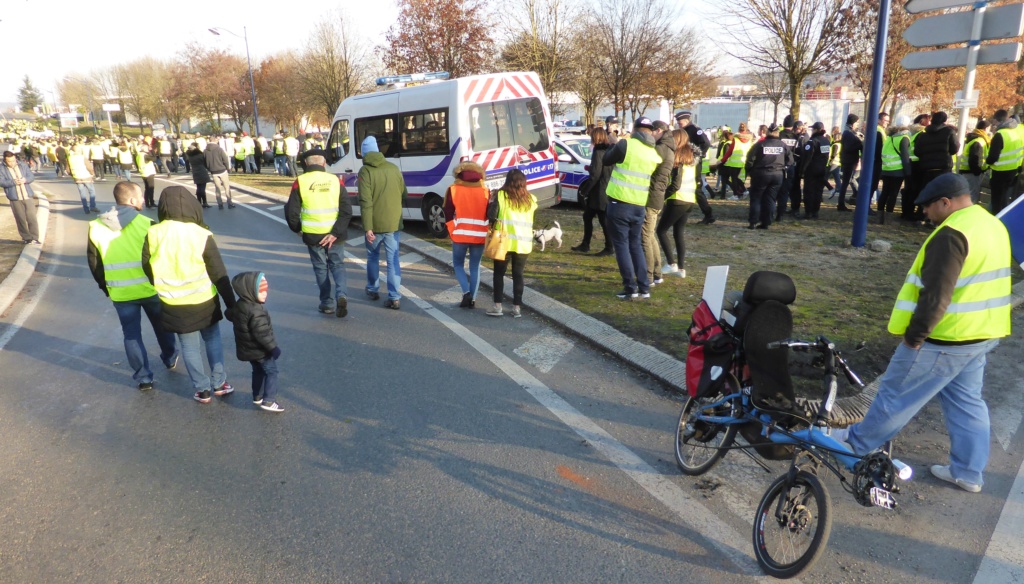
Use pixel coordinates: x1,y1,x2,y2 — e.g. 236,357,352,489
485,177,504,191
870,487,896,509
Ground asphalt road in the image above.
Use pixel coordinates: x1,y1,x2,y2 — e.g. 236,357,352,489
1,174,1022,583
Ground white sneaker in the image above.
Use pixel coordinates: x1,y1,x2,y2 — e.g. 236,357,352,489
679,269,686,279
930,465,981,493
486,305,503,316
661,263,679,274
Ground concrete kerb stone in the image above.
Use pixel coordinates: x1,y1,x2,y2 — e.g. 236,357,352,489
224,181,1024,404
0,193,51,317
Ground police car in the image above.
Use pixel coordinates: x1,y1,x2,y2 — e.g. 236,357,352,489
553,136,591,204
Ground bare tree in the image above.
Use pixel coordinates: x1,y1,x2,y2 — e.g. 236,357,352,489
835,0,914,115
295,10,375,124
160,61,195,134
178,43,248,133
382,0,495,78
750,66,788,123
722,0,848,119
566,24,608,126
641,30,718,116
498,0,577,115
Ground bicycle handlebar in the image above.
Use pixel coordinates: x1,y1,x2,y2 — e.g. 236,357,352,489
766,337,866,389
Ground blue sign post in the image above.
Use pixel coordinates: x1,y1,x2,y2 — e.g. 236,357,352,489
852,0,893,248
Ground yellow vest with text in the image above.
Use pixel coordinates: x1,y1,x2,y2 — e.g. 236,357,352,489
495,189,538,254
89,213,157,302
298,170,341,234
724,137,753,168
147,221,216,306
667,163,697,203
606,137,661,206
881,135,907,172
992,126,1023,171
888,204,1011,341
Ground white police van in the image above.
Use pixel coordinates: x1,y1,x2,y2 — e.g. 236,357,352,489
325,71,561,236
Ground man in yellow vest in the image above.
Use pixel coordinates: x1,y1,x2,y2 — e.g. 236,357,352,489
142,186,237,404
88,181,178,391
837,174,1011,493
284,131,301,177
284,148,353,317
601,116,662,300
68,144,98,213
959,119,990,204
272,133,287,176
136,143,158,208
984,109,1020,213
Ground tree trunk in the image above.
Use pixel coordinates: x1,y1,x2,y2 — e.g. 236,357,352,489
772,101,779,124
789,79,802,121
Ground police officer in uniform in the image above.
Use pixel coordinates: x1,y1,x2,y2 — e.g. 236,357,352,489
777,115,799,217
798,122,831,219
744,123,790,229
781,120,809,219
604,116,621,144
674,111,716,225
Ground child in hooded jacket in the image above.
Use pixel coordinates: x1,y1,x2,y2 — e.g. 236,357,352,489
230,271,283,412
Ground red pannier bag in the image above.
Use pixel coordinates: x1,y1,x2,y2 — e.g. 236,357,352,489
685,299,736,398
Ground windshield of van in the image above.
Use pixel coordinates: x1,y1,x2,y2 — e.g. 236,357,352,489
327,119,350,157
470,97,550,154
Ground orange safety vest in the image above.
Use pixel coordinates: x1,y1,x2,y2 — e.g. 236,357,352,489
446,184,490,244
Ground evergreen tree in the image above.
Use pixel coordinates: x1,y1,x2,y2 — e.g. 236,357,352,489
18,76,43,113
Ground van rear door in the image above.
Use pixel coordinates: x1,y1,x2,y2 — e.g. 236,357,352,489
468,96,557,203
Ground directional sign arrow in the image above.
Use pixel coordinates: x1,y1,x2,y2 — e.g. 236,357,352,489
906,0,979,13
904,4,1024,47
902,42,1023,70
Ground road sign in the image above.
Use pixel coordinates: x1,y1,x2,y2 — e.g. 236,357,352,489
902,42,1023,70
905,0,975,12
953,98,979,108
903,3,1024,46
102,103,120,112
59,113,79,129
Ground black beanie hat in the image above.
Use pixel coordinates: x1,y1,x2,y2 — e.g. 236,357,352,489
931,111,948,125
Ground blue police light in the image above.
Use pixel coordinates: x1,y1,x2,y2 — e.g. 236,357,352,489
375,72,451,86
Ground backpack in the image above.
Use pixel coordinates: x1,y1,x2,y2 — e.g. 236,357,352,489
685,299,736,398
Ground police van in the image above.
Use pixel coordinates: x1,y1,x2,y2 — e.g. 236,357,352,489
324,71,561,236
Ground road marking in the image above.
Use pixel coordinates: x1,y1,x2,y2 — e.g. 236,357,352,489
974,453,1024,583
267,204,284,211
0,201,64,351
433,285,467,306
990,380,1024,451
514,327,574,374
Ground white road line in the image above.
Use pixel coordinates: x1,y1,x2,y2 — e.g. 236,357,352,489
267,204,283,211
0,201,64,351
974,454,1024,584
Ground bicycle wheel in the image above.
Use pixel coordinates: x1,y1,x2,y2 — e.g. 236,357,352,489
752,470,832,579
674,393,739,475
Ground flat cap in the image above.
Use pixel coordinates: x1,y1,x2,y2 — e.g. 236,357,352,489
914,173,969,206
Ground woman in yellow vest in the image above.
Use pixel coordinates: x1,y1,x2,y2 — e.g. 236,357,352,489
485,169,537,318
717,122,753,199
656,130,698,278
443,161,490,309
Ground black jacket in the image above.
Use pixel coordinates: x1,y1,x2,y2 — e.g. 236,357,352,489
912,123,959,172
284,165,354,247
745,136,789,173
778,129,798,165
142,186,236,334
840,127,863,166
648,130,676,211
798,132,831,177
964,130,989,175
579,143,611,211
188,149,210,184
230,271,278,362
683,124,711,158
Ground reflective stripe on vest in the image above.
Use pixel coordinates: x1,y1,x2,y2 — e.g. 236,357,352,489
724,137,753,168
495,189,538,254
667,163,697,203
881,135,906,172
992,127,1023,171
606,137,661,205
888,205,1012,341
958,135,989,172
447,184,490,244
147,221,216,306
908,132,921,162
89,213,156,302
298,170,341,234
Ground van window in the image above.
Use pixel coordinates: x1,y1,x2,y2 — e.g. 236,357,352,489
470,97,550,154
355,115,398,158
399,108,450,156
327,119,350,157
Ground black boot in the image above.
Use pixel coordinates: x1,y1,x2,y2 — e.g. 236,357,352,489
571,243,590,252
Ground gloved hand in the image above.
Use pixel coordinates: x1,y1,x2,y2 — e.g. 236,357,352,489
270,347,282,360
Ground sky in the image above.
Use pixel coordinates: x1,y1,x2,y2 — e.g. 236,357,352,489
0,0,399,105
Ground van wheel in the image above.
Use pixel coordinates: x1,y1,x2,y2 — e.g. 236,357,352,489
424,195,447,237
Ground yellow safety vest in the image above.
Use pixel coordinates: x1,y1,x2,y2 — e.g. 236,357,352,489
495,189,537,254
298,171,341,234
958,134,989,172
606,137,661,206
724,137,753,168
1015,124,1024,169
889,205,1011,341
992,126,1023,171
146,221,217,306
667,163,697,203
136,153,156,177
68,154,90,179
881,135,907,172
159,140,172,155
90,144,105,160
89,213,157,302
118,149,133,165
908,131,922,163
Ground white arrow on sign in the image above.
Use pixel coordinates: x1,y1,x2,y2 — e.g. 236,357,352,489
904,3,1024,47
902,42,1023,70
906,0,978,13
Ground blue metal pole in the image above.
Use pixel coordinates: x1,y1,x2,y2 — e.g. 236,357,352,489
852,0,892,247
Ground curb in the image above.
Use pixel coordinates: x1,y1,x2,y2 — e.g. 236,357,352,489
0,194,50,317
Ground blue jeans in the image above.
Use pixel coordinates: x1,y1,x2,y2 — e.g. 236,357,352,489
605,199,649,293
452,242,484,298
365,231,402,300
848,339,998,486
177,322,226,392
112,295,178,384
307,243,347,309
251,356,279,404
244,155,256,174
76,182,96,212
274,155,288,175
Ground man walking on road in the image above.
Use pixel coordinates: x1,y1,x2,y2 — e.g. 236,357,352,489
285,149,353,317
88,181,179,391
0,150,40,244
205,137,234,209
358,136,407,310
837,174,1011,493
142,186,237,404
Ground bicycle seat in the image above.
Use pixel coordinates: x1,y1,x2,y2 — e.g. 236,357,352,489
738,272,797,413
732,271,796,333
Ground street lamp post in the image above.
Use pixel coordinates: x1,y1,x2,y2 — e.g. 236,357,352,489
209,26,261,138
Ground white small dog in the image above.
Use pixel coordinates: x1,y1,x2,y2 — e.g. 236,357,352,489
533,221,562,251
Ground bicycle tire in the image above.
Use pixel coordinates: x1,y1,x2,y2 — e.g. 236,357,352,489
674,393,739,475
752,470,833,579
